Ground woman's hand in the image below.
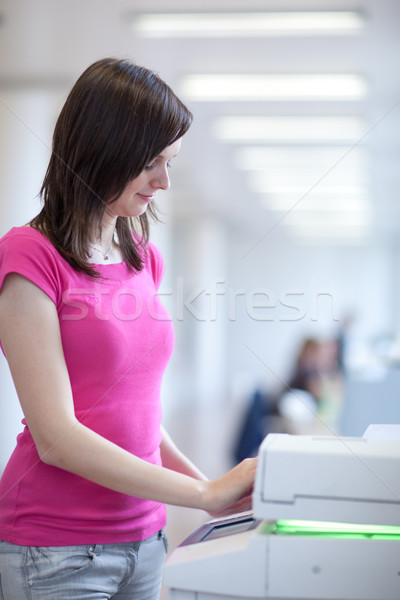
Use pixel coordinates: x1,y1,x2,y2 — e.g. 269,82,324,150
200,457,258,516
206,494,254,518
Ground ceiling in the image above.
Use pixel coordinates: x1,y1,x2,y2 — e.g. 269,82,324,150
0,0,399,246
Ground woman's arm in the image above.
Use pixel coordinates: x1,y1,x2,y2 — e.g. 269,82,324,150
160,427,255,515
0,274,256,514
160,426,208,481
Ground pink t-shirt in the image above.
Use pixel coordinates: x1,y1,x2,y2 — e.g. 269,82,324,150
0,227,174,545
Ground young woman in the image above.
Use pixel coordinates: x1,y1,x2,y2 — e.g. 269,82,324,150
0,58,256,599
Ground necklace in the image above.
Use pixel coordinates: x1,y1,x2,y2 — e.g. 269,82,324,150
90,240,114,261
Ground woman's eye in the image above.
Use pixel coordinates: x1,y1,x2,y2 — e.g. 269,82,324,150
145,159,173,171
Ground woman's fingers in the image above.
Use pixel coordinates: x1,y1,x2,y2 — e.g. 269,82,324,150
204,457,258,514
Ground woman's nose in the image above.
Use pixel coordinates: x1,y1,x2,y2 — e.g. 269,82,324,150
152,167,170,191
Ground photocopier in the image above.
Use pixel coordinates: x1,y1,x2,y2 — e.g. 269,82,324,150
164,425,400,600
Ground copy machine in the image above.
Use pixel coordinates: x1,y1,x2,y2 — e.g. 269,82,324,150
164,426,400,600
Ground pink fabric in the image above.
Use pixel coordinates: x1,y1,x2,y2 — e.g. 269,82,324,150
0,227,174,545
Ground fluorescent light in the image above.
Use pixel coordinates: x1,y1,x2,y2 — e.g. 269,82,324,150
277,204,371,243
262,196,369,212
285,216,371,241
250,170,366,190
288,223,370,235
285,212,371,228
236,144,370,212
253,184,367,196
131,11,364,38
288,226,370,244
214,117,366,142
251,182,367,195
234,146,367,171
181,74,367,101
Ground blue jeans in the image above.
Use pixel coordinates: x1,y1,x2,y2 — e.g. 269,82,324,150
0,530,168,600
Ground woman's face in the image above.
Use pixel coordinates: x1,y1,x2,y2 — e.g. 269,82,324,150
106,138,182,219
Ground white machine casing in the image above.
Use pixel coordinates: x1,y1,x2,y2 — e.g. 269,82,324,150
164,430,400,600
253,433,400,525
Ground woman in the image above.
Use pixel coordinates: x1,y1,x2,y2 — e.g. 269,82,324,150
0,58,256,599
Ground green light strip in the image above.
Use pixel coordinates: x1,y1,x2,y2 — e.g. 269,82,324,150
262,520,400,540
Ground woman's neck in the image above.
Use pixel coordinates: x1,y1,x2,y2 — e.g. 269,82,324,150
87,217,122,264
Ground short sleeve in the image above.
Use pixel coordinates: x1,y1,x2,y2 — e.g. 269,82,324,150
145,241,165,291
0,229,62,305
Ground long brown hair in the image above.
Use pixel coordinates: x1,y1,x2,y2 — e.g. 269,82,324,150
30,58,193,276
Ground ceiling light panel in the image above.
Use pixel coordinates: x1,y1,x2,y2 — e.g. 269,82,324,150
181,74,367,101
285,212,371,227
284,212,372,243
262,196,369,212
287,225,370,244
249,172,366,192
214,117,366,143
131,11,365,38
234,146,367,171
238,145,369,208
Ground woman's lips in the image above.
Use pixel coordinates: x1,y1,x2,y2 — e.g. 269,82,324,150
137,194,154,203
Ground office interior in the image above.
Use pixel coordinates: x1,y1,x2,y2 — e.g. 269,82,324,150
0,0,399,588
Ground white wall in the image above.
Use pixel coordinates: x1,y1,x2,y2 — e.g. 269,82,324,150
0,87,62,471
160,216,394,402
226,230,393,393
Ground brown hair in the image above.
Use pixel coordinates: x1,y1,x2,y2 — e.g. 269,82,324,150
30,57,193,276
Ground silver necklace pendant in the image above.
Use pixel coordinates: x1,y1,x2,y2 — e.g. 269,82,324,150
90,236,114,262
